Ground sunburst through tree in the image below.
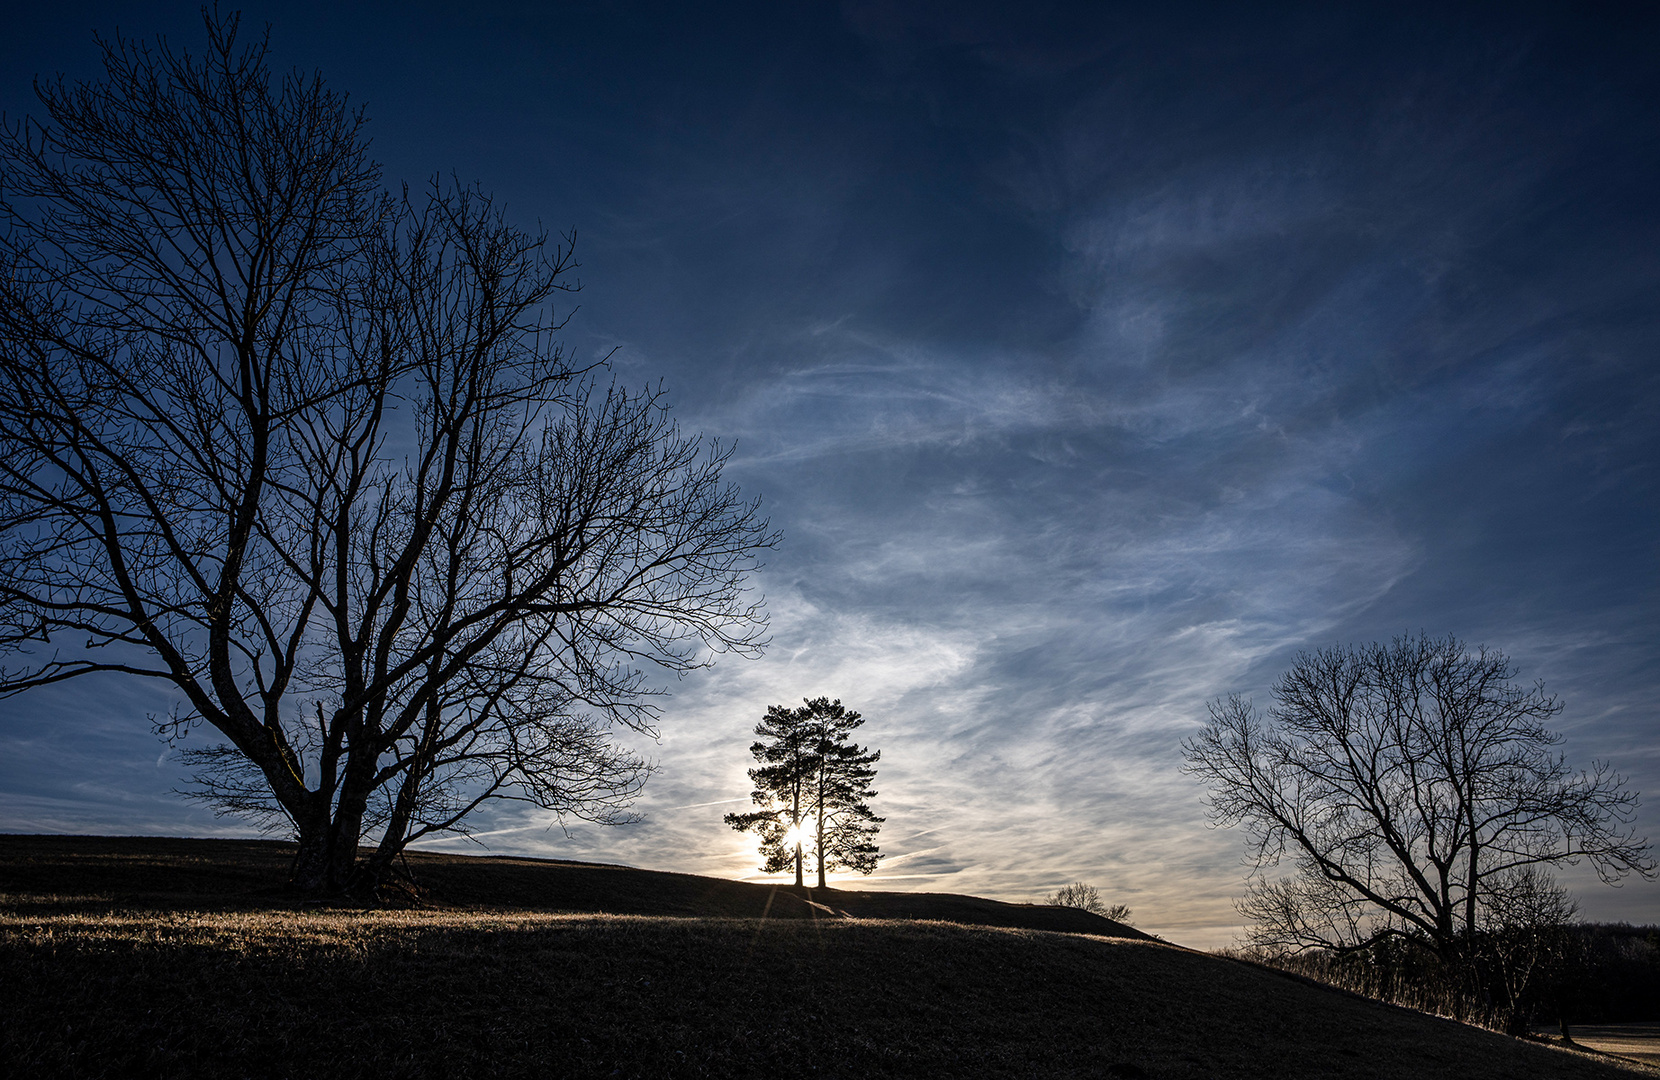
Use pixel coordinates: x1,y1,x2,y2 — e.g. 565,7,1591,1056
726,697,882,888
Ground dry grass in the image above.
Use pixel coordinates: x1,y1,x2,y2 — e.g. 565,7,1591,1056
1557,1026,1660,1067
3,835,1655,1079
0,833,1146,933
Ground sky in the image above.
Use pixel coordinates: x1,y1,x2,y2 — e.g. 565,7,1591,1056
1,1,1656,948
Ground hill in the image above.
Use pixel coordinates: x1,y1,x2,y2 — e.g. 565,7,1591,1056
1,834,1652,1079
0,833,1147,934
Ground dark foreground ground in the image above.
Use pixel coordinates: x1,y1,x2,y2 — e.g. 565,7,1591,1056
2,834,1654,1080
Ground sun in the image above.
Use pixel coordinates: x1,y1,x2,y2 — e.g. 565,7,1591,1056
782,816,815,851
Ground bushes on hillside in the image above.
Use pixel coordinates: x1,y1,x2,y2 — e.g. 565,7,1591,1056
1047,881,1132,924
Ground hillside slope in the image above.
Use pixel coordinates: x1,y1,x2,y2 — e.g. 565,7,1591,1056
1,835,1650,1079
0,833,1145,935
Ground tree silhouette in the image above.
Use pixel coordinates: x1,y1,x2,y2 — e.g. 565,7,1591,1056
1047,881,1132,924
724,701,817,886
0,12,774,896
1183,633,1652,961
727,697,882,888
804,698,882,888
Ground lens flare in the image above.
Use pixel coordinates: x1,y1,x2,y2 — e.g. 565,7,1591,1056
782,816,815,851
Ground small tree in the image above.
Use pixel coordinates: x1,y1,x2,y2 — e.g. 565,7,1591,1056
1482,867,1581,1033
726,696,882,889
1182,633,1653,966
1047,881,1132,924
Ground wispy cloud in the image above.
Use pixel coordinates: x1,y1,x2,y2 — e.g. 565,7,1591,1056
4,0,1656,949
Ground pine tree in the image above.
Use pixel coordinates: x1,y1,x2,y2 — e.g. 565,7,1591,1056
726,697,883,889
724,702,817,886
805,699,883,889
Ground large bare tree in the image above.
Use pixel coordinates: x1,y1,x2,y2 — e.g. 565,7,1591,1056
0,13,774,895
1183,633,1652,958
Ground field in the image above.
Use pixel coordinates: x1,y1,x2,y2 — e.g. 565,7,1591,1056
3,834,1654,1079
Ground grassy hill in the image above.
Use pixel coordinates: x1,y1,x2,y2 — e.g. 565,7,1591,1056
2,834,1652,1079
0,833,1149,933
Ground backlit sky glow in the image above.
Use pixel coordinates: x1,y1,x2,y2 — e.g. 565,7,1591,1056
2,2,1657,947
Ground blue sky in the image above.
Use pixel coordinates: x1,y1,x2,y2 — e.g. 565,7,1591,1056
2,1,1656,946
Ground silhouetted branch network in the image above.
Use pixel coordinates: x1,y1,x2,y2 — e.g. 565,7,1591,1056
0,11,776,895
1047,881,1132,924
1183,633,1652,960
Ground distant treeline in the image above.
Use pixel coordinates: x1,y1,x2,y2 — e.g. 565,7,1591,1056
1562,924,1660,1022
1233,923,1659,1032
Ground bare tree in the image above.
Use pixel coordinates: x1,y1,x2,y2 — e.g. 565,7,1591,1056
0,13,774,896
1046,881,1133,924
1182,633,1652,959
1482,867,1581,1033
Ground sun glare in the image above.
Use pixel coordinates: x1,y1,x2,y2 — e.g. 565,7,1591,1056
782,816,815,851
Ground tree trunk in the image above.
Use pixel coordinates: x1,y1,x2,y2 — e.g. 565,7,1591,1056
327,814,364,893
328,767,375,896
816,814,827,890
364,791,416,890
814,744,827,889
288,818,331,893
792,775,803,887
287,743,378,899
283,779,341,892
364,677,443,888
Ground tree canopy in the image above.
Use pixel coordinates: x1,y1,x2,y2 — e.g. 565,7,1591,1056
1182,633,1652,958
726,697,882,889
1047,881,1132,924
0,12,774,895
